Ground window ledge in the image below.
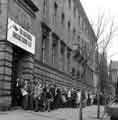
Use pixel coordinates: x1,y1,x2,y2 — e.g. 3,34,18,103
16,0,39,17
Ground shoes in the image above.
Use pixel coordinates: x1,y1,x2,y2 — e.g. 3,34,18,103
34,109,39,112
48,109,50,112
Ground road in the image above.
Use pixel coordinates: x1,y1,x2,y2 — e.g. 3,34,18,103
0,105,110,120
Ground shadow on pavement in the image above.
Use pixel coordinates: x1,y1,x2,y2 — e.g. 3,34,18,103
0,113,8,115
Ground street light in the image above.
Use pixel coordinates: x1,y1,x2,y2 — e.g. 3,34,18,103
96,47,101,119
72,41,97,120
79,87,83,120
71,43,83,120
97,51,109,119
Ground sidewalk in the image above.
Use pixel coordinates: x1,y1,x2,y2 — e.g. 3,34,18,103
0,105,110,120
83,105,109,120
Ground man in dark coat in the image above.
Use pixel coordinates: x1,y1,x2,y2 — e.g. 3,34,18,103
49,84,56,109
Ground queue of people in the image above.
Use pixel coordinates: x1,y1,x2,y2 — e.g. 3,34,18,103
15,77,94,112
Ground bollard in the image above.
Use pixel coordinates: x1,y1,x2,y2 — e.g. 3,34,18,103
79,89,83,120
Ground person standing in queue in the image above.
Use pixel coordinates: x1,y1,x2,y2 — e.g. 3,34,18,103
46,86,53,112
14,78,22,106
33,79,42,112
27,80,34,110
20,79,29,110
49,84,56,109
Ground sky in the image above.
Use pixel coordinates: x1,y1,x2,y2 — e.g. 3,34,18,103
80,0,118,63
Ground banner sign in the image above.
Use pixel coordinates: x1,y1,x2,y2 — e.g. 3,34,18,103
7,18,35,54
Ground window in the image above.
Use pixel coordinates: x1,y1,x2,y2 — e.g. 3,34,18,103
68,0,71,9
0,1,1,13
61,12,65,26
73,28,76,41
74,7,76,17
52,42,56,65
78,16,81,26
53,2,58,24
72,68,75,76
81,18,83,30
77,71,80,78
54,2,58,15
42,35,46,63
41,25,50,63
78,35,80,41
68,21,71,32
84,23,86,32
60,42,65,71
52,36,58,65
68,21,71,43
67,49,71,73
82,21,85,31
43,0,47,15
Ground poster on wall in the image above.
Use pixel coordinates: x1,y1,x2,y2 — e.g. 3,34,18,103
7,18,35,54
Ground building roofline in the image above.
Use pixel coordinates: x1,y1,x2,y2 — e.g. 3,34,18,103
74,0,97,42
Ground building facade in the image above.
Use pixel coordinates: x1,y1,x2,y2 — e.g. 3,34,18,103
109,60,118,96
0,0,97,109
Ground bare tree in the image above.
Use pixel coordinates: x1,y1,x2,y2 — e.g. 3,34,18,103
90,13,118,118
91,14,117,51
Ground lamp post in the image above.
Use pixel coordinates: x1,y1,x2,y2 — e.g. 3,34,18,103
95,43,101,119
79,88,83,120
72,42,97,120
97,53,115,119
97,88,100,118
97,51,108,118
71,44,83,120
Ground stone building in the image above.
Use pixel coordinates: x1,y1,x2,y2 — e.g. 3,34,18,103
109,60,118,96
0,0,97,109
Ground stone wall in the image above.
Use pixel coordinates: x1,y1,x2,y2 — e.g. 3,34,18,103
0,0,8,40
0,41,13,110
34,59,76,89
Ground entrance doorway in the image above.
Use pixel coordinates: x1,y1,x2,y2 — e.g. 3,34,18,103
11,46,27,106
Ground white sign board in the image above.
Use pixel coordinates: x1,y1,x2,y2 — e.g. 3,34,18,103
7,18,35,54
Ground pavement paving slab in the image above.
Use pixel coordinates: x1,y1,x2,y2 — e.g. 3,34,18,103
0,105,110,120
